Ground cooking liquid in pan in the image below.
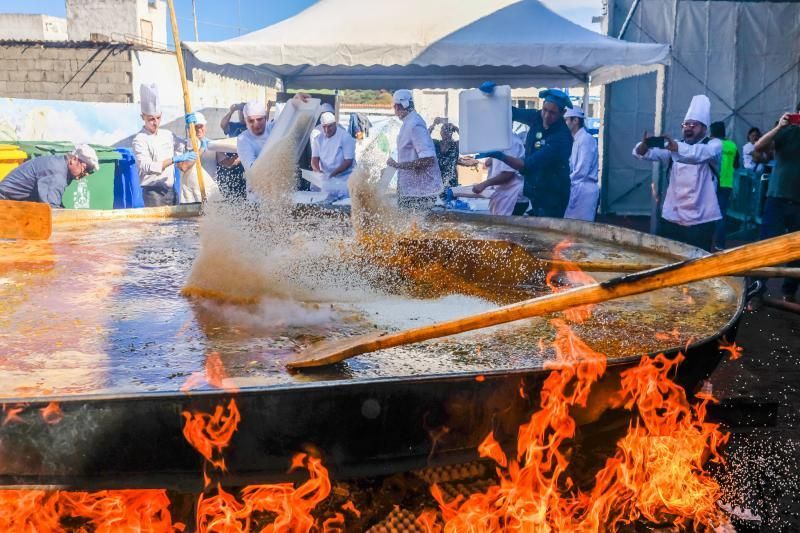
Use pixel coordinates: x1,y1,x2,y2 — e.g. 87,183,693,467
0,214,738,400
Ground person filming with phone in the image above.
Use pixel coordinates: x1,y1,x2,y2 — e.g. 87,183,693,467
632,94,722,251
751,107,800,302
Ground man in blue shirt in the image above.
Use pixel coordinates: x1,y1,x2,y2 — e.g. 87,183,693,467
0,144,99,207
478,85,574,218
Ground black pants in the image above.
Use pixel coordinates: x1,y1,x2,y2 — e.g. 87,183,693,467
657,218,715,252
714,186,732,249
142,187,176,207
759,197,800,298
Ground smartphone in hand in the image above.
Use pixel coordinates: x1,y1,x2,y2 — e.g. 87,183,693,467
787,114,800,126
645,136,668,149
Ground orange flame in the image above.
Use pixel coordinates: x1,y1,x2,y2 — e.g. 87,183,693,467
545,240,597,323
341,500,360,518
477,431,508,468
195,453,334,532
2,404,26,426
418,241,729,531
40,401,63,425
0,489,178,532
719,339,743,361
181,352,238,393
182,399,241,471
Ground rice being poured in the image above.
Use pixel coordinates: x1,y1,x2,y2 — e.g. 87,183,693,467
182,114,497,332
183,116,387,305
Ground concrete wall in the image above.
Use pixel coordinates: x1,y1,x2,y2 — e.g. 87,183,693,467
0,44,134,103
66,0,167,45
0,43,275,107
0,14,68,41
130,49,275,110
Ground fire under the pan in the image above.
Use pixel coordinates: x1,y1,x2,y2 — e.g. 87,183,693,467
0,215,738,400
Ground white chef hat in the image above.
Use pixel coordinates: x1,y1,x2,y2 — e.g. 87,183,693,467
320,112,336,126
72,144,99,173
139,83,161,116
193,111,207,125
564,107,585,119
684,95,711,127
392,89,413,109
243,100,267,118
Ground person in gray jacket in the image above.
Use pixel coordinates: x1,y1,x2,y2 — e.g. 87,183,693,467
0,144,98,207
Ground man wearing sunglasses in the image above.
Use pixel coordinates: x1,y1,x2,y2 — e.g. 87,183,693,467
633,94,722,251
0,144,98,208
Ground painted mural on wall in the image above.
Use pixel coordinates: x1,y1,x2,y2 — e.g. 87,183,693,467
0,98,186,147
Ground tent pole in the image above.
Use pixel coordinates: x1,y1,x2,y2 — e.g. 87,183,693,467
191,0,199,41
166,0,207,202
618,0,642,39
582,81,590,114
650,63,667,235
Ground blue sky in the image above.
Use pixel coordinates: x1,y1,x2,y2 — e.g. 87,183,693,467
0,0,600,42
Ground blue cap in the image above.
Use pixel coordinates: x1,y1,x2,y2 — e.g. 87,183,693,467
538,89,573,110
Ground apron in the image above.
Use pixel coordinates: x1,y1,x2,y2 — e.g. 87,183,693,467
489,177,524,216
563,180,599,221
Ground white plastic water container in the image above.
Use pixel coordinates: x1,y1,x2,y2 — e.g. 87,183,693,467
262,97,322,162
458,85,512,154
206,137,238,153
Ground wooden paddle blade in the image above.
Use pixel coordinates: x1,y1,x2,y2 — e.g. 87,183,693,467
288,231,800,369
287,331,391,369
0,200,52,240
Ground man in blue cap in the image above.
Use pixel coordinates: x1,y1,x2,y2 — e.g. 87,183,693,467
478,83,574,218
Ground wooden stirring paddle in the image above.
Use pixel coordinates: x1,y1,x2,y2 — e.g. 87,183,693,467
287,231,800,369
0,200,52,240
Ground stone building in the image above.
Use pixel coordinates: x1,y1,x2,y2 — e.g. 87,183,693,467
0,0,276,108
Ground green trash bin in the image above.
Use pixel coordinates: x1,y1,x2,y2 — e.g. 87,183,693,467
8,141,121,209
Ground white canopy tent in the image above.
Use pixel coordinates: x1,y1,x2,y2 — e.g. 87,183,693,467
182,0,670,90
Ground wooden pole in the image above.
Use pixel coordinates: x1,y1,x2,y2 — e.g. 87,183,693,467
166,0,207,202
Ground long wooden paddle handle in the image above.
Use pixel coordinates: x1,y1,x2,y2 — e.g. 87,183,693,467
335,232,800,358
546,260,800,279
166,0,206,202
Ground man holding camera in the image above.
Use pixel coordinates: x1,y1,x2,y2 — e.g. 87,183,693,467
752,109,800,302
633,94,722,251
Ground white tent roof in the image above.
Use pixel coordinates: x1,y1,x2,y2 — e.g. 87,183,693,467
183,0,670,90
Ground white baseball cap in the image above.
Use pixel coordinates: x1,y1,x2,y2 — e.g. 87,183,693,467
392,89,413,109
564,108,585,119
243,100,267,118
72,144,99,173
320,112,336,126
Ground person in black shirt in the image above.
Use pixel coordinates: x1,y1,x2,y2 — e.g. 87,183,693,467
429,119,479,189
477,86,573,218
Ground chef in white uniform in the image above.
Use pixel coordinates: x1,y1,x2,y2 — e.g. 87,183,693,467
179,111,219,203
471,133,526,216
237,94,313,172
132,83,196,207
236,101,275,171
633,94,722,251
387,89,443,210
563,108,599,221
309,103,335,147
311,111,356,201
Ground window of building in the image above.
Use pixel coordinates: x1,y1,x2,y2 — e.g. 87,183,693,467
140,19,153,45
